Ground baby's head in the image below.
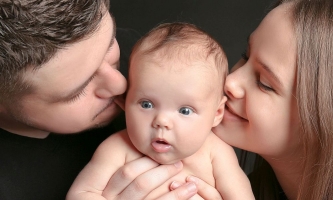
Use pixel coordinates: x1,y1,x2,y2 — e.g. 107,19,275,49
125,22,228,164
130,22,227,92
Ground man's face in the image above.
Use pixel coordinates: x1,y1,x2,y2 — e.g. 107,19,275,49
0,12,127,137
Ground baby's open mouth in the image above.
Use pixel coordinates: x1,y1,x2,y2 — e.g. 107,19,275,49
151,139,171,153
156,140,168,144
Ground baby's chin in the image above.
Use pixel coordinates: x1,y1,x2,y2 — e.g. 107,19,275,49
148,154,183,165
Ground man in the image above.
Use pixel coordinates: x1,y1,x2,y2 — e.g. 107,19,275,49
0,1,201,199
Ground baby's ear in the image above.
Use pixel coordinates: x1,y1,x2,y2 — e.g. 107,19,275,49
212,96,227,127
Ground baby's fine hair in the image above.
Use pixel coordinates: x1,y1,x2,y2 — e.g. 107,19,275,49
130,22,228,88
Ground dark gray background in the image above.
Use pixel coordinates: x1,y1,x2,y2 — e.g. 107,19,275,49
109,0,275,68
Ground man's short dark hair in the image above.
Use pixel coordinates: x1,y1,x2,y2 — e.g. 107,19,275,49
0,0,110,103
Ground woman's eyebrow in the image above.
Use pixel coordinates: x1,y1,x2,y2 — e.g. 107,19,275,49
248,34,283,88
258,60,283,87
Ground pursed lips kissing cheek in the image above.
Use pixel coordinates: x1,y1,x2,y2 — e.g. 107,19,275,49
224,103,248,122
93,97,116,120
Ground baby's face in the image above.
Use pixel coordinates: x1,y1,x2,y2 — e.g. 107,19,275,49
125,54,224,164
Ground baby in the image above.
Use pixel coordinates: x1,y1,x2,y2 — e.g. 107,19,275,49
67,22,254,200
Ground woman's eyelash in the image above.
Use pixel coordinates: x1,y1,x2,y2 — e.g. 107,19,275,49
240,49,275,93
256,80,275,92
241,51,249,61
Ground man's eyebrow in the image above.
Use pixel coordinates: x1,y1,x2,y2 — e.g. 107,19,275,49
59,14,116,102
109,14,116,49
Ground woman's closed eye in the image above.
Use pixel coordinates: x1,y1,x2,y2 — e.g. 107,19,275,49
241,50,276,93
256,79,275,92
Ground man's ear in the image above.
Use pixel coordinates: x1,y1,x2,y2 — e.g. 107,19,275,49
212,96,227,127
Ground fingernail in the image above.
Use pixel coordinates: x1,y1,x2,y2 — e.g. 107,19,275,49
174,161,182,168
170,181,181,190
186,182,197,193
187,176,198,184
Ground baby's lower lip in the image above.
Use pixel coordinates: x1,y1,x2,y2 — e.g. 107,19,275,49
151,141,171,153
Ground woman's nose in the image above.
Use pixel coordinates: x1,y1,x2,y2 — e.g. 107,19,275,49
95,65,127,99
224,68,245,100
152,112,173,130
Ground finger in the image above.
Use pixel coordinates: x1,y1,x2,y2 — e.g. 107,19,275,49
103,157,159,198
103,157,183,199
170,181,184,191
157,182,197,200
119,161,184,199
186,176,222,200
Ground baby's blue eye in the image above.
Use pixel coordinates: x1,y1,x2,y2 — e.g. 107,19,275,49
140,100,153,109
179,107,193,115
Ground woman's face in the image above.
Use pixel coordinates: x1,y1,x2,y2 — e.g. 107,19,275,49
213,3,300,159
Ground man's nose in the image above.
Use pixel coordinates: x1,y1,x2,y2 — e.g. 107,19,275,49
95,64,127,99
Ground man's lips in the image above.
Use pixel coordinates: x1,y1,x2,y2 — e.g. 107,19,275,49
151,138,171,153
92,97,116,120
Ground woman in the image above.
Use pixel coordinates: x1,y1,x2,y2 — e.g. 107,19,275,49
94,0,333,199
211,0,333,199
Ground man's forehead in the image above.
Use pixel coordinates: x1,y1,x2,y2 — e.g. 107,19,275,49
22,12,114,101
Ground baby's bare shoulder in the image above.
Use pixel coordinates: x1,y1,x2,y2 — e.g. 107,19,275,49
94,129,142,164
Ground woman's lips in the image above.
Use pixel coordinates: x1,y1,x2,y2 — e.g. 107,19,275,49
151,139,171,153
224,105,248,122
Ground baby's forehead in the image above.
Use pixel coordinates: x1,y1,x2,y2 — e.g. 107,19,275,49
131,41,227,92
136,49,218,74
134,54,223,93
